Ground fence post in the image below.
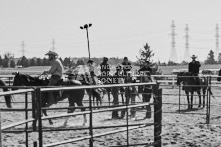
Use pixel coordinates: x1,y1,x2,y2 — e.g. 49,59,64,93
178,84,181,113
37,88,43,147
25,92,29,147
154,85,162,147
0,108,2,147
89,88,93,147
32,89,38,147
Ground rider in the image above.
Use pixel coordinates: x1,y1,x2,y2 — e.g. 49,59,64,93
188,55,201,85
43,51,64,106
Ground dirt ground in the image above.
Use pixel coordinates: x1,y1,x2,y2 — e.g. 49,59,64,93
1,85,221,147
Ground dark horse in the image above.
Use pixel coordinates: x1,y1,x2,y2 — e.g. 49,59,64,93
12,72,86,126
217,69,221,82
0,79,12,108
177,72,212,109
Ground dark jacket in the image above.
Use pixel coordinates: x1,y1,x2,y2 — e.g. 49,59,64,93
138,66,152,76
100,62,110,76
188,61,201,75
122,62,132,76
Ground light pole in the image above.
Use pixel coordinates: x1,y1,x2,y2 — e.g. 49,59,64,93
80,24,92,59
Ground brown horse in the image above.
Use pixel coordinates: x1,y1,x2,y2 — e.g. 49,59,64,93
177,72,213,109
12,72,86,126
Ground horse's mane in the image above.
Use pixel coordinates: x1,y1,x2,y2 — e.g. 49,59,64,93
14,73,48,86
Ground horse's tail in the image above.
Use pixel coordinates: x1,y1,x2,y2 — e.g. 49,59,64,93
208,86,215,99
0,79,12,108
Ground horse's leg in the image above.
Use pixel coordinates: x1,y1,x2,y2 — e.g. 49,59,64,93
197,90,201,108
190,91,194,109
185,91,190,109
202,88,206,107
144,88,152,118
130,94,136,120
73,90,86,126
107,88,111,105
43,109,53,125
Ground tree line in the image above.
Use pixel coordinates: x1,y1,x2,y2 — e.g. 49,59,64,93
0,55,136,68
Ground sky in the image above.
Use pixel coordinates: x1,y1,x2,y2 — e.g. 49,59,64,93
0,0,221,63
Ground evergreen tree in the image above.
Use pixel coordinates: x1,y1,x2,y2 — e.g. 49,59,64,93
36,58,42,66
10,60,16,68
0,55,2,67
30,58,36,66
42,58,48,66
2,54,9,67
205,50,216,64
19,56,29,67
137,43,154,66
218,53,221,64
76,59,85,65
64,57,71,67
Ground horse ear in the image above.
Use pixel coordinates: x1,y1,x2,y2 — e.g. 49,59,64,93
12,71,19,75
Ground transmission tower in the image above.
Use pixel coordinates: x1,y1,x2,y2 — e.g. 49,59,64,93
52,38,55,51
169,20,178,63
215,24,219,60
20,41,26,57
184,24,190,62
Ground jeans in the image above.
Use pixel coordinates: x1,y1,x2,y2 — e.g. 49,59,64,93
47,75,61,104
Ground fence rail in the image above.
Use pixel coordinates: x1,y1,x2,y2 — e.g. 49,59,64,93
0,81,162,147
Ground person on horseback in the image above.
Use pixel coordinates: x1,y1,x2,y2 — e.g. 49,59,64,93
43,51,64,106
188,55,201,85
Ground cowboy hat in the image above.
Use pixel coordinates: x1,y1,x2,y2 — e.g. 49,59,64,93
144,60,150,64
87,59,94,64
116,64,123,70
103,57,108,61
45,51,58,56
191,55,197,59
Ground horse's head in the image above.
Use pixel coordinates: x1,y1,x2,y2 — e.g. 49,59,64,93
13,72,49,88
217,69,221,82
13,72,31,87
177,72,192,85
177,72,185,85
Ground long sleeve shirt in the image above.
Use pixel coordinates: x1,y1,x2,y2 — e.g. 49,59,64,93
188,61,201,75
48,59,64,77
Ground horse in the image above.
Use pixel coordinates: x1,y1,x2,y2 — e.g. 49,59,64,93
177,72,211,109
217,69,221,82
0,79,12,108
67,72,103,107
12,72,86,126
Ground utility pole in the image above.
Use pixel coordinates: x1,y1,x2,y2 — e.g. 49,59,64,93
184,24,190,62
215,24,219,61
169,20,178,63
52,38,55,51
